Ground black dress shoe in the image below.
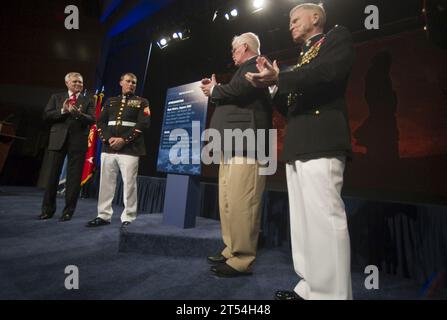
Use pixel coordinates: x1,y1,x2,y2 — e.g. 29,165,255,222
86,217,110,227
210,263,252,277
121,221,131,227
59,212,73,222
38,213,54,220
275,290,304,300
207,254,227,264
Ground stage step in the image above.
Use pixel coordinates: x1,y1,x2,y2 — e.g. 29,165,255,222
119,214,223,257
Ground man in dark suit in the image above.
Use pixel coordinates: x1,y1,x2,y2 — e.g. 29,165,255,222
200,32,272,277
246,3,355,299
39,72,95,221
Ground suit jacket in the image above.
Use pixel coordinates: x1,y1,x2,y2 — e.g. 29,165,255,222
97,93,151,156
210,56,272,155
277,26,355,161
43,92,96,152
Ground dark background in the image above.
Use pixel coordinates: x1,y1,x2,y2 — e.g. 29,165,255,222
0,0,446,203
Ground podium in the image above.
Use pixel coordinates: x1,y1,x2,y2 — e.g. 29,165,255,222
0,121,24,174
162,174,200,228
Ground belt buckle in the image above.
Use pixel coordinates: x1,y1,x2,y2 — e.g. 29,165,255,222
116,120,122,126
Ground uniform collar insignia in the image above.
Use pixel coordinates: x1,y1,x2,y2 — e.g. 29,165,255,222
303,33,325,53
294,34,325,70
122,92,135,99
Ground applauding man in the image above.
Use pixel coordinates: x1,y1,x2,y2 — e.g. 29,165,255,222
246,3,355,300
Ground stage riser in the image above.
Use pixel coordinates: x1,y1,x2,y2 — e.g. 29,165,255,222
118,214,224,257
119,232,223,257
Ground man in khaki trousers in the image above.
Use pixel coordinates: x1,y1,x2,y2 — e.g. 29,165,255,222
217,156,266,274
200,32,272,277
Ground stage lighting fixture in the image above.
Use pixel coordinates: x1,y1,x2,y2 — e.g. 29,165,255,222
156,37,170,49
172,32,185,40
212,5,239,23
172,29,190,41
252,0,266,13
223,8,238,21
156,27,190,49
212,10,218,22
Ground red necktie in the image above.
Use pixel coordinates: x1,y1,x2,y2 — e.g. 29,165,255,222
70,93,77,105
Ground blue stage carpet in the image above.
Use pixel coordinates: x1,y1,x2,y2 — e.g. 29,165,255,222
0,187,445,300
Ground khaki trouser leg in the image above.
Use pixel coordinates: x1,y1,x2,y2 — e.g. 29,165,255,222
219,156,266,272
219,162,232,260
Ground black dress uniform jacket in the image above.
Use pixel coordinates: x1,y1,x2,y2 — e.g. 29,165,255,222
43,92,96,151
97,93,151,156
277,26,355,161
210,56,272,154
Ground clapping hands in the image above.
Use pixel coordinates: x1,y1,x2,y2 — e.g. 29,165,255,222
62,98,81,114
245,56,280,88
200,74,217,97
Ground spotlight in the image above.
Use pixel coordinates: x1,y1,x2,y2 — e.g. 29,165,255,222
157,28,190,49
172,31,187,40
252,0,266,13
212,10,218,22
212,6,239,22
223,8,238,21
156,37,170,49
171,29,190,41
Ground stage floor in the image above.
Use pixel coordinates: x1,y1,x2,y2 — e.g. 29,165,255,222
0,186,445,300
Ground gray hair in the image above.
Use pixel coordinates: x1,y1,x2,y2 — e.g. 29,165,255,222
232,32,261,55
290,3,326,28
64,72,83,82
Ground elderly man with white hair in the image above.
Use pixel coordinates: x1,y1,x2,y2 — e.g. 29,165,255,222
246,3,355,299
200,32,272,277
39,72,95,222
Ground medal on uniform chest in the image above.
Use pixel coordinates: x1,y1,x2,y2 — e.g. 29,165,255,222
287,37,325,107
